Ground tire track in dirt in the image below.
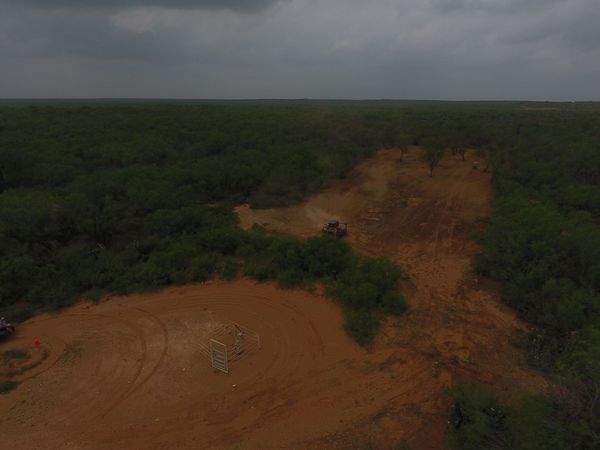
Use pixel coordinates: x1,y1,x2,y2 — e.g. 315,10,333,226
107,307,170,408
52,313,150,425
8,337,67,384
2,284,352,449
81,307,171,421
121,290,363,448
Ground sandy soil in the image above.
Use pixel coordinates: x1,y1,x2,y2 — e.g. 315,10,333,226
0,147,545,450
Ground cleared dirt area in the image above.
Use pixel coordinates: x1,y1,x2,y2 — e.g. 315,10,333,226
237,147,546,448
0,148,544,449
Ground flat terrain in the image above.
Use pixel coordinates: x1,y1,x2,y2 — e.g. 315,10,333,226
0,148,544,449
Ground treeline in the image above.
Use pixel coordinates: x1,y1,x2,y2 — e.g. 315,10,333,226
449,112,600,448
0,105,382,207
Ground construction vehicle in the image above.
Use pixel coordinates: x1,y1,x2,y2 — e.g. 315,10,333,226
0,318,15,339
322,221,348,238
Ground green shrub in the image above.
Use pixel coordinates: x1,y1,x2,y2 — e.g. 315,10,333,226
328,256,401,311
0,381,19,394
243,261,275,281
332,281,380,309
505,396,568,450
218,258,240,280
302,236,352,277
344,309,380,345
448,384,569,450
448,384,508,450
276,269,306,288
189,254,218,282
381,291,407,315
1,349,28,363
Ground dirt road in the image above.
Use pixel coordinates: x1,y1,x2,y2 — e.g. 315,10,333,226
237,147,546,448
0,148,544,449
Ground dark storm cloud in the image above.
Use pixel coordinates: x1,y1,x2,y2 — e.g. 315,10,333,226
431,0,561,13
0,0,282,12
0,10,184,61
0,0,599,99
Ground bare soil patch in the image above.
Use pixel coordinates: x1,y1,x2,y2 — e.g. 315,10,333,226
0,147,544,450
237,147,546,448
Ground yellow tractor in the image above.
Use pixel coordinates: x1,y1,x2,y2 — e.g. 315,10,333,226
322,221,348,238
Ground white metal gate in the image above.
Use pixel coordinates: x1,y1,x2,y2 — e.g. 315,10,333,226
210,339,228,373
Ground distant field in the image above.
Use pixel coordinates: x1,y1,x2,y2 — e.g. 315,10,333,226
2,98,600,111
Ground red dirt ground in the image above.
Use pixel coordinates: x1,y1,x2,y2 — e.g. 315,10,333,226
0,148,545,450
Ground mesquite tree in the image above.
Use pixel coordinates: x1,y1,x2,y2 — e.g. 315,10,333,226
423,143,445,177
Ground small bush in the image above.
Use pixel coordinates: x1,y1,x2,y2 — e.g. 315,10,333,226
85,289,103,303
344,309,380,345
448,384,569,450
243,261,275,280
276,269,306,288
1,349,28,363
381,291,407,315
0,381,19,394
328,256,402,311
189,254,218,282
218,258,240,280
448,384,507,450
332,281,380,309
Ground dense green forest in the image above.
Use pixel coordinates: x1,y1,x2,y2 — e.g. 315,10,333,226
0,104,599,447
450,111,600,449
0,105,407,342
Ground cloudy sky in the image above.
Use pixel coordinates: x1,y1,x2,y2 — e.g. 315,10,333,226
0,0,599,100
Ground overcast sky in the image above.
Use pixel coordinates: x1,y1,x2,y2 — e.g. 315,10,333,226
0,0,599,100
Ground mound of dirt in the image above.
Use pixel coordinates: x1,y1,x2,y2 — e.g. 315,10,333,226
0,147,545,450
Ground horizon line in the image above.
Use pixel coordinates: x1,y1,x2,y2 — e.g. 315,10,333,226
0,98,595,103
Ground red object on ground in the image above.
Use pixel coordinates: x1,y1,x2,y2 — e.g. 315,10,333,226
33,338,41,347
